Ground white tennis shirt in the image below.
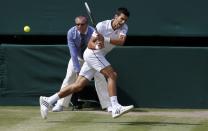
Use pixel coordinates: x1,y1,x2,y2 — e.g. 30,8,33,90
92,19,128,56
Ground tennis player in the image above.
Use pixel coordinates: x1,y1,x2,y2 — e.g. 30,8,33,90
40,7,133,119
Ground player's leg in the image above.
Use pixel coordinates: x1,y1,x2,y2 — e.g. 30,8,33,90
94,72,111,110
83,49,134,118
100,65,134,118
84,50,118,104
40,76,89,119
100,66,117,97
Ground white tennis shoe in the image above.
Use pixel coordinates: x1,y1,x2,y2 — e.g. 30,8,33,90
112,105,134,118
52,104,64,112
39,96,50,119
107,106,113,112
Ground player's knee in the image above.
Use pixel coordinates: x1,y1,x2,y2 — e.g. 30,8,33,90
108,71,117,81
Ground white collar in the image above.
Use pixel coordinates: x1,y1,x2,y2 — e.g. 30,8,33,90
109,19,114,31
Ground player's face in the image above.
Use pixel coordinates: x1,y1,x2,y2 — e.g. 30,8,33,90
114,13,128,29
75,18,88,34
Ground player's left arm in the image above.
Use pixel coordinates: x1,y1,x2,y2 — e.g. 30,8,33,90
109,24,128,46
110,34,126,46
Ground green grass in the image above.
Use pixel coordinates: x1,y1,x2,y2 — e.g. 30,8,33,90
0,106,208,131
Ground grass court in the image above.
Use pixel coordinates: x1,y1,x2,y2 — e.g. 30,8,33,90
1,106,208,131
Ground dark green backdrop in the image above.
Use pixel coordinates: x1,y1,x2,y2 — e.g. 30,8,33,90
0,0,208,36
1,44,208,108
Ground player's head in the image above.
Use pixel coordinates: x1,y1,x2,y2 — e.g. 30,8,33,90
75,16,88,34
116,7,130,18
113,7,130,29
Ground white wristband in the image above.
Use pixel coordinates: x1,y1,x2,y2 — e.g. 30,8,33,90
95,44,100,50
104,37,110,43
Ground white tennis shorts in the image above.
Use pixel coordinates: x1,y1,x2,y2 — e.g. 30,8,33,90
79,48,110,81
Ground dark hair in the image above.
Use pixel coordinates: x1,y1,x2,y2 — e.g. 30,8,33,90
116,7,130,17
75,15,88,24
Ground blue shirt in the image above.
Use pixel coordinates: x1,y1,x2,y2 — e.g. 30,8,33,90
67,26,94,73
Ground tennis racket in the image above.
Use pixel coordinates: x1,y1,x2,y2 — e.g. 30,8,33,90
84,2,98,32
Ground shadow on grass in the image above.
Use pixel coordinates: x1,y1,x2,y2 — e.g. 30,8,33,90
47,120,66,123
112,121,201,126
48,120,202,126
132,109,149,112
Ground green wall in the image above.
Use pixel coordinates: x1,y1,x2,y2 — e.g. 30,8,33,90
108,47,208,108
0,44,69,105
0,0,208,36
1,44,208,108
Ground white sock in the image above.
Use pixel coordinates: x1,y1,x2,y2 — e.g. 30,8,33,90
48,93,60,105
110,96,120,108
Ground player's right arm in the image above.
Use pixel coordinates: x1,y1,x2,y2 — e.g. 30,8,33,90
88,22,105,49
88,32,104,49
